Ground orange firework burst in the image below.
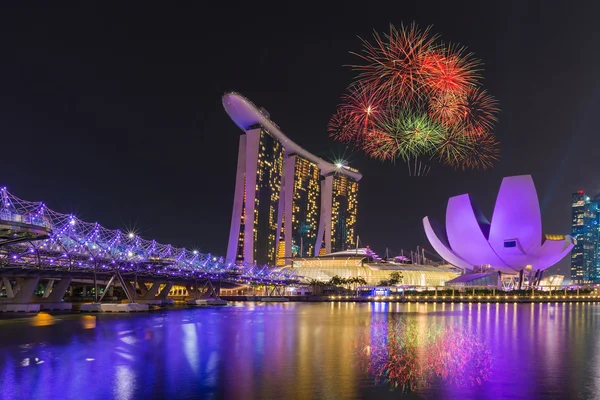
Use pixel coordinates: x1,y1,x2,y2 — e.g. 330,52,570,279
362,129,400,161
428,90,464,126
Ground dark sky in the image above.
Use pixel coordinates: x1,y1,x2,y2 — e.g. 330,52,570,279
1,1,598,275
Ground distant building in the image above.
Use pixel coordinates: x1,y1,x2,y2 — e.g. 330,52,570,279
571,191,600,284
224,93,362,266
539,274,564,288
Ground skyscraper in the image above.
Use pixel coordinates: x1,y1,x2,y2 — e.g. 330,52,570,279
571,190,600,284
224,92,362,266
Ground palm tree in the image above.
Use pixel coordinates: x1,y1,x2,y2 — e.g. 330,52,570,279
328,275,343,287
308,279,324,296
328,275,349,294
352,277,367,296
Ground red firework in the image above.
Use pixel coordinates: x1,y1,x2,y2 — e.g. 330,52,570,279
328,108,360,143
351,23,437,101
421,45,480,95
340,82,386,129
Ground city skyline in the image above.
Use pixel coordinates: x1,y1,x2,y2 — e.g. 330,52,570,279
1,3,599,277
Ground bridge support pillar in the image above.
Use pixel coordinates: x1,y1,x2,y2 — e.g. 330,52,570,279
42,279,55,298
135,282,173,305
37,278,72,310
137,281,149,298
15,277,40,303
186,284,196,298
157,283,173,300
121,280,136,302
0,277,41,313
144,282,162,298
2,278,14,298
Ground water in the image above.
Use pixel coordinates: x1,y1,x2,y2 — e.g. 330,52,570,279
0,302,599,400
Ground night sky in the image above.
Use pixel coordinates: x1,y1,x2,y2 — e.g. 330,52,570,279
1,2,598,275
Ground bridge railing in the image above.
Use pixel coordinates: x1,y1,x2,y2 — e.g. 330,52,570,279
0,209,52,230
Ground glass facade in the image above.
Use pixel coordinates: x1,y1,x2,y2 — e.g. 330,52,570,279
571,191,600,284
234,128,284,265
253,129,284,265
234,180,246,261
331,173,359,253
284,258,457,286
290,156,320,257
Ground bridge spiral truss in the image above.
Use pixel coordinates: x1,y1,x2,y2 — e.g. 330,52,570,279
0,188,298,285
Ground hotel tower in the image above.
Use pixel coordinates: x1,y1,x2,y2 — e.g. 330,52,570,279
223,92,362,266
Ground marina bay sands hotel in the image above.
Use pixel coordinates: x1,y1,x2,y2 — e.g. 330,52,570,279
223,92,362,266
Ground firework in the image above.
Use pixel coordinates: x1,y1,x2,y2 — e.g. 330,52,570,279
340,82,385,127
329,22,500,175
428,90,464,126
362,129,400,161
351,23,437,101
421,44,480,95
377,112,446,160
458,88,499,137
328,108,361,143
436,130,499,170
461,131,500,170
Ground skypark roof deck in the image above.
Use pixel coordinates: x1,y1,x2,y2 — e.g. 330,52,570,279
222,92,362,181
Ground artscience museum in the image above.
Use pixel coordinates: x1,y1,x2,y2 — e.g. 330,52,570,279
423,175,573,289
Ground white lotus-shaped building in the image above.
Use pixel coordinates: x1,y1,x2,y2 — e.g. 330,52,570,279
423,175,573,276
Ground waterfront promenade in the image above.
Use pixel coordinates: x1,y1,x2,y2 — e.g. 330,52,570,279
222,290,600,304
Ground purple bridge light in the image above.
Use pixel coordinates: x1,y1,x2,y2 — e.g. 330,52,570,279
0,187,297,285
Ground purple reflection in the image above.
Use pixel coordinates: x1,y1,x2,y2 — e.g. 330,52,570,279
0,303,596,399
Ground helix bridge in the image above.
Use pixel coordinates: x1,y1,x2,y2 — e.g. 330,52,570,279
0,187,299,309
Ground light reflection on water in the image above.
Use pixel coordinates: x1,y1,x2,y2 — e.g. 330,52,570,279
0,302,598,399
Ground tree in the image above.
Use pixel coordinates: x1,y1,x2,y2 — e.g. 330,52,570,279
308,279,325,296
377,272,404,287
352,277,368,296
328,275,352,294
389,272,404,285
328,275,344,287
